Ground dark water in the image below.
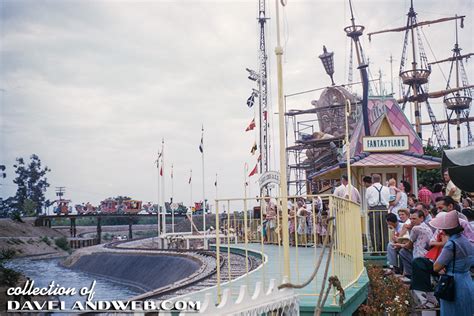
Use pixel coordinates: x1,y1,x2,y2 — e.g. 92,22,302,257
5,258,141,312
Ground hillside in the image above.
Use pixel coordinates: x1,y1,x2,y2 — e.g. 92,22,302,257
0,218,69,258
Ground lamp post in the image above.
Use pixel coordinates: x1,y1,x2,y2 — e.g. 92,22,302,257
318,46,335,86
274,0,290,281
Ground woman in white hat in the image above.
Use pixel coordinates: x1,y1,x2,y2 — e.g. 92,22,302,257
431,210,474,315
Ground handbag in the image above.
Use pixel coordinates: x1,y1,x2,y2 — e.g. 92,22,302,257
434,241,456,301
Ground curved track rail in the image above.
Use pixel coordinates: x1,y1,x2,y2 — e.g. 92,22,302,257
104,239,262,300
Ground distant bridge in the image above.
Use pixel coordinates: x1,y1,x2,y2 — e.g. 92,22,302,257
35,213,185,243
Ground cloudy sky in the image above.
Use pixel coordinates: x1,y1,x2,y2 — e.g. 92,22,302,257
1,0,472,208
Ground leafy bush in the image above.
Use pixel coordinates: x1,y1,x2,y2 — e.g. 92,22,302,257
40,236,51,246
0,267,22,286
54,237,70,251
0,248,16,262
0,248,20,287
358,265,413,315
10,211,24,223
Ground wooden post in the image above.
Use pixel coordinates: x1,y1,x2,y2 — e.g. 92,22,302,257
97,217,102,244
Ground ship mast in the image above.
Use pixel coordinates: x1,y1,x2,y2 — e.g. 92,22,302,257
344,0,370,136
258,0,270,176
368,0,463,147
429,17,473,147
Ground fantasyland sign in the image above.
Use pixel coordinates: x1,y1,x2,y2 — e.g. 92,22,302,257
362,136,409,152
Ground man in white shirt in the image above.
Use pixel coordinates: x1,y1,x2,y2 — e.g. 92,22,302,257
365,174,390,252
366,174,390,209
443,170,461,203
333,175,361,203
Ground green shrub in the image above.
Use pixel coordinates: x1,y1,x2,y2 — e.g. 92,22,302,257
40,236,51,246
358,265,413,315
11,211,24,223
0,267,22,286
54,237,70,251
0,248,16,262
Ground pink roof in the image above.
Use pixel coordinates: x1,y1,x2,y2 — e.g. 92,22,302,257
351,153,439,168
351,97,424,156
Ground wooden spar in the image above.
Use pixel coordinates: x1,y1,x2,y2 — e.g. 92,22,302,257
429,53,474,65
428,85,474,98
420,116,474,126
397,85,474,103
367,15,465,40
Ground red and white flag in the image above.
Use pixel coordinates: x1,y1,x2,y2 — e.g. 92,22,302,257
245,118,256,132
248,164,258,177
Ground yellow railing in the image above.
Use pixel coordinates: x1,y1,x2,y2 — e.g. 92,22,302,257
214,194,364,306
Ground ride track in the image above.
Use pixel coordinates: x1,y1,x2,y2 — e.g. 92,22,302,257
102,238,262,302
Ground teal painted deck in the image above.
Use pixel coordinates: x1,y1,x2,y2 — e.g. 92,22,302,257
204,243,369,315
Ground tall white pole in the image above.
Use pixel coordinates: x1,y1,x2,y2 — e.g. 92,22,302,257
215,173,218,200
345,99,352,201
171,163,175,233
274,0,290,280
161,138,166,235
201,125,206,232
190,169,193,234
156,150,161,237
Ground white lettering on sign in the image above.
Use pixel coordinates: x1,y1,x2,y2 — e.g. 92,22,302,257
362,136,409,152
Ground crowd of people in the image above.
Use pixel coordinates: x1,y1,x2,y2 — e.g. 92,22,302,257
257,169,473,314
261,194,331,246
369,170,474,314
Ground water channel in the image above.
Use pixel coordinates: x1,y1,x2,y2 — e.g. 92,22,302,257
5,258,141,312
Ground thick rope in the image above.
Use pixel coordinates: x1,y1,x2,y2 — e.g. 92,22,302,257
278,217,335,290
314,221,336,316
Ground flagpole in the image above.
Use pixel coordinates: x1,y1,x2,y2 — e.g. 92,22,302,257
201,125,206,233
156,150,161,238
190,169,193,234
161,138,166,236
215,173,218,200
171,163,174,233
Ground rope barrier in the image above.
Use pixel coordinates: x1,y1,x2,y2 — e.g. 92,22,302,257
276,216,345,316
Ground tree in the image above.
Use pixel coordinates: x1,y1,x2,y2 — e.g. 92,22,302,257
417,145,444,189
13,155,51,215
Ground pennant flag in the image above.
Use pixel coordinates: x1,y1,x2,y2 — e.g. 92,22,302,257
246,94,255,108
245,118,256,132
199,135,204,153
189,170,192,184
160,166,163,176
248,164,258,177
257,154,262,162
250,142,257,155
171,164,173,178
214,173,217,187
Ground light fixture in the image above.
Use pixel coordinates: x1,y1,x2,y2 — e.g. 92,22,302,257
318,45,335,85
